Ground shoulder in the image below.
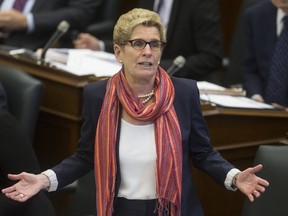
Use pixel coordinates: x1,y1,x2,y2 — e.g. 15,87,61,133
84,79,108,99
170,76,200,107
246,0,275,16
171,76,198,95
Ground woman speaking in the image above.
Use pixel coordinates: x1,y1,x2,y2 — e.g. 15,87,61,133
2,8,269,216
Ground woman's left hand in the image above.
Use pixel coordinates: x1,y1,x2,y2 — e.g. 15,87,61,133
235,164,269,202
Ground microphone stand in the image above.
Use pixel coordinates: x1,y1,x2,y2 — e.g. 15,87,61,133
40,21,70,65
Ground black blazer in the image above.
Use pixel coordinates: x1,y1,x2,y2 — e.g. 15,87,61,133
243,0,277,98
52,76,234,215
138,0,223,80
1,0,101,50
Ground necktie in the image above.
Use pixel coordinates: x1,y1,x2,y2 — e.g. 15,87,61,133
265,16,288,107
13,0,27,12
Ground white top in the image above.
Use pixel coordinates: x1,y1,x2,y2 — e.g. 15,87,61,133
277,9,287,36
43,119,240,192
117,119,157,199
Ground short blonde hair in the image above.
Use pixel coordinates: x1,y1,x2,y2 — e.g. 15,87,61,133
113,8,166,45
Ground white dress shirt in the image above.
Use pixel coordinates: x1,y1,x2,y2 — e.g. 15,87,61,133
153,0,173,28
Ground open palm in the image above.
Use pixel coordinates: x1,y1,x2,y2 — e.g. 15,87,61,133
2,172,44,202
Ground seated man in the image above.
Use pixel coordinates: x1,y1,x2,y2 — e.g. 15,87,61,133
0,108,57,216
243,0,288,107
0,0,101,50
74,0,223,82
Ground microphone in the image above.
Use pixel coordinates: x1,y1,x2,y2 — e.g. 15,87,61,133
40,20,70,64
166,55,186,76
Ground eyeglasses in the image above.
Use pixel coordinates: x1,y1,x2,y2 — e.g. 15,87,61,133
123,39,166,51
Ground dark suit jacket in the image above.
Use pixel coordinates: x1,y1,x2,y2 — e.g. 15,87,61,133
243,0,277,98
51,76,234,215
0,109,56,216
1,0,101,50
138,0,223,81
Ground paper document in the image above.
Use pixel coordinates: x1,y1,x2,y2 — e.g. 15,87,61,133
45,48,69,64
66,49,121,77
200,94,274,109
45,49,122,77
197,81,226,91
197,81,245,96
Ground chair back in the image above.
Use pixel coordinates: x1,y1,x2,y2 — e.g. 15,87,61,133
0,65,43,141
241,144,288,216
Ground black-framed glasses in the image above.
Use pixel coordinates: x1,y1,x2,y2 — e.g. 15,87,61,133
123,39,166,51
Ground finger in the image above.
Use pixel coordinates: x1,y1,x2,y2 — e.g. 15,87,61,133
5,190,29,202
258,178,269,187
17,193,30,202
251,164,263,173
18,195,29,202
77,33,86,40
2,185,16,193
76,43,87,49
247,193,254,202
253,190,261,198
7,173,22,180
255,185,266,193
9,190,20,197
14,193,27,202
4,190,19,200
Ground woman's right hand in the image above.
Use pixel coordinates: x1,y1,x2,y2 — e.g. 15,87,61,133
1,172,50,202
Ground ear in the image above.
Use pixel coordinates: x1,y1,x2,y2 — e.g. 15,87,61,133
114,44,122,64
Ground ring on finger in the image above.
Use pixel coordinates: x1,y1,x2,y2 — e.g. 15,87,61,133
18,193,24,198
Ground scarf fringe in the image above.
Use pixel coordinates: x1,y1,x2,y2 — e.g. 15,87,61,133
156,199,170,216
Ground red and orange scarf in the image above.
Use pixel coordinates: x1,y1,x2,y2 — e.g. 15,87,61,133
94,67,182,216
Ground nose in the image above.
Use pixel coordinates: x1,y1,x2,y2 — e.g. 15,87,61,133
142,43,153,55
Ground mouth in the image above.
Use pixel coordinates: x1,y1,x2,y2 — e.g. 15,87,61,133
139,62,153,67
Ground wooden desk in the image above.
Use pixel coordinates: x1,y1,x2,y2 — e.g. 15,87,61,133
194,104,288,216
0,52,287,216
0,51,97,168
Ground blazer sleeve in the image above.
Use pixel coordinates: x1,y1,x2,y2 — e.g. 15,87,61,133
32,0,102,32
173,77,234,186
51,80,107,189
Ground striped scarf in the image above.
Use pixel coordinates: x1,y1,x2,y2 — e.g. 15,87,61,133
94,67,182,216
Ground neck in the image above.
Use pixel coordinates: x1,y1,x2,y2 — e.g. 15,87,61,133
124,72,156,96
130,81,155,97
